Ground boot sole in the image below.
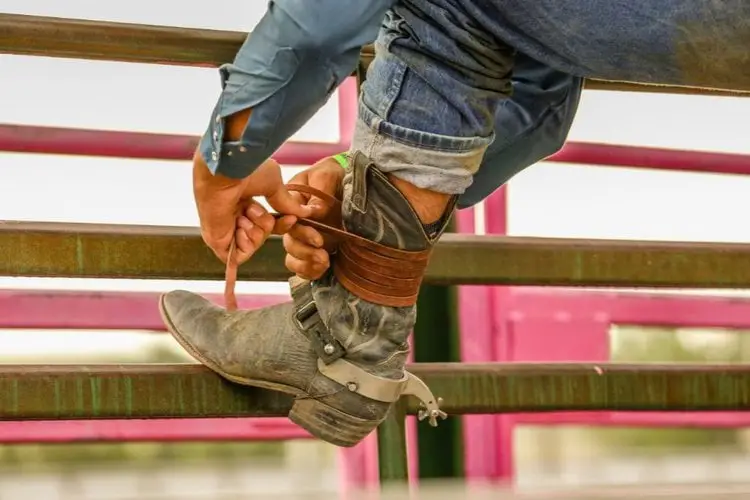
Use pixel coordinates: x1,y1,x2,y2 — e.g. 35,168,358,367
158,295,379,447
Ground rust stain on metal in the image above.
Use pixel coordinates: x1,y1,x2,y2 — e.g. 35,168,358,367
4,222,750,287
0,363,748,420
2,14,748,96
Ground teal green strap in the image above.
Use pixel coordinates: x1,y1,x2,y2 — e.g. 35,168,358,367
332,153,349,169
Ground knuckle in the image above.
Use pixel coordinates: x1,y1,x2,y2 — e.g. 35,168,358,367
258,214,275,233
250,228,265,242
284,255,300,274
282,233,294,251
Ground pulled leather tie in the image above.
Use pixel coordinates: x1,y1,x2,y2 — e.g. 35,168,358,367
224,184,432,312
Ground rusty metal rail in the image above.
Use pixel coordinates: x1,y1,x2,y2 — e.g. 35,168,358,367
2,13,748,97
0,363,749,420
3,221,750,287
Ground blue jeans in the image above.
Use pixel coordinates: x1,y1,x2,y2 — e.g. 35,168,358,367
200,0,749,208
352,0,750,204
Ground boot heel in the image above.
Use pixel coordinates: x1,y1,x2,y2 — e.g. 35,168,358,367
289,397,380,447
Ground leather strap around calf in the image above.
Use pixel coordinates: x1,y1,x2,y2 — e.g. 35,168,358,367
223,183,432,311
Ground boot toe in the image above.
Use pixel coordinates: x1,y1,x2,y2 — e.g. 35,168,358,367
159,290,226,362
160,290,215,328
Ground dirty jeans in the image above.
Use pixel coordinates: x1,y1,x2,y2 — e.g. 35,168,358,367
353,0,750,205
200,0,749,208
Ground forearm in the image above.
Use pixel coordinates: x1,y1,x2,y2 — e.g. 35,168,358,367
200,0,395,179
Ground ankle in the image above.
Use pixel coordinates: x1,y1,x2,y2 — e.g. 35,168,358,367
387,174,452,224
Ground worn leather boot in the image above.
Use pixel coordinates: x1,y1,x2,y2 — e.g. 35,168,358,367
159,151,454,447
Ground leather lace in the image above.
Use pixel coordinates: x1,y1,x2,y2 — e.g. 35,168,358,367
223,184,431,311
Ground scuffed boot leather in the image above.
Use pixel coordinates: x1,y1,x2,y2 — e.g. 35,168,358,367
159,151,453,447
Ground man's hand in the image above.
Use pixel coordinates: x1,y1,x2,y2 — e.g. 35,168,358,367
283,156,346,280
193,151,311,265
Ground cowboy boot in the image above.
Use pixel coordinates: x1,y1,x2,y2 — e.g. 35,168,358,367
159,151,454,447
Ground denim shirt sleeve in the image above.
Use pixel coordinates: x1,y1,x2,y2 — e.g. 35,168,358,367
200,0,396,179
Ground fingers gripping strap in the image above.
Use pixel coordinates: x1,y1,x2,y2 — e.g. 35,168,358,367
223,184,339,312
223,184,432,311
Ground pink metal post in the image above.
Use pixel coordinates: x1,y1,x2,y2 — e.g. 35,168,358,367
474,143,750,484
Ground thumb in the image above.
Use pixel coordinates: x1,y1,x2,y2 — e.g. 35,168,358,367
266,184,314,219
305,168,341,217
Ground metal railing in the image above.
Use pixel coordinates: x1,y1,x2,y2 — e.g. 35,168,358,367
2,12,750,487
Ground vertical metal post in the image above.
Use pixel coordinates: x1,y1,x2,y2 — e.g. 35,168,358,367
413,217,465,479
377,399,409,485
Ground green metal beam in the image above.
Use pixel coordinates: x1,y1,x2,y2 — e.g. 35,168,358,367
377,400,409,484
413,285,463,479
0,363,749,420
1,13,747,97
5,221,750,287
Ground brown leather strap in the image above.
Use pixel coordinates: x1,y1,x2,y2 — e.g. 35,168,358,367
224,184,432,311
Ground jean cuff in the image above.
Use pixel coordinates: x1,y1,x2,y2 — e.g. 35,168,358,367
350,99,492,195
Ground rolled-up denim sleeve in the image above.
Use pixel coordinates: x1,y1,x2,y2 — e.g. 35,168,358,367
200,0,395,179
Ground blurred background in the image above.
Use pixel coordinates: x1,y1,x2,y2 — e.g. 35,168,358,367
2,1,750,499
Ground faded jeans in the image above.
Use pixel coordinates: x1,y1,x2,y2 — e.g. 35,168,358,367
200,0,749,208
352,0,750,205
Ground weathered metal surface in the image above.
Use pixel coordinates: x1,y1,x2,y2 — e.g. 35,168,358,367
0,364,293,419
4,221,750,287
3,13,749,96
411,363,750,414
0,13,244,67
0,363,748,420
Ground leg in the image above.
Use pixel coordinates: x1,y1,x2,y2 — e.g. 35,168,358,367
459,52,583,208
159,0,515,447
483,0,750,91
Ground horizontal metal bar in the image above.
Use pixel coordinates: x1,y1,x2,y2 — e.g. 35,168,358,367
7,289,750,332
2,411,749,444
516,411,750,428
0,363,748,419
0,124,345,164
3,13,748,97
551,141,750,176
510,288,750,330
0,290,286,330
0,13,244,67
5,125,750,179
0,418,309,443
3,221,750,287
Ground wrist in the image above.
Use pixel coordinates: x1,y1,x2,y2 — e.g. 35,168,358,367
193,150,245,191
